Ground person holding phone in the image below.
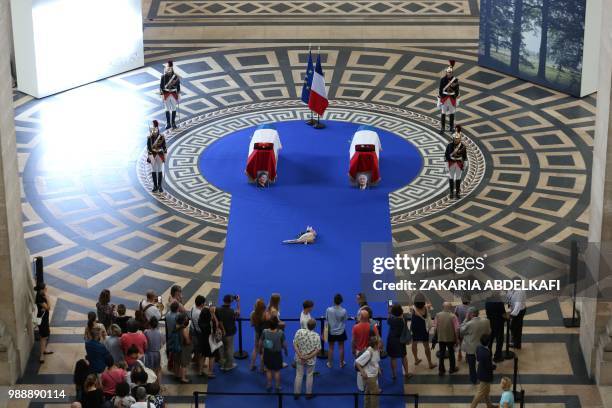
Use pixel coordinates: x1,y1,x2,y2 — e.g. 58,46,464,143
216,294,241,371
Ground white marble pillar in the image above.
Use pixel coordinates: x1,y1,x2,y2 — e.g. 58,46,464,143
0,0,35,385
582,0,612,381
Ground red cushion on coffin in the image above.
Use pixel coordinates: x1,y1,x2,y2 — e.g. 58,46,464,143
254,142,274,150
355,144,375,152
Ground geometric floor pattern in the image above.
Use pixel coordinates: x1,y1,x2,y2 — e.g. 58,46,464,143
10,0,603,407
15,42,595,327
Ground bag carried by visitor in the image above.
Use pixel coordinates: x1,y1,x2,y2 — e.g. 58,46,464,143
399,317,412,344
31,289,42,326
209,332,223,352
354,347,373,372
137,300,155,329
425,311,433,333
262,330,275,351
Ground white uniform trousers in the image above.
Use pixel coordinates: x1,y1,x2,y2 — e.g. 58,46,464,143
440,98,457,114
448,163,463,181
150,154,164,172
163,95,178,112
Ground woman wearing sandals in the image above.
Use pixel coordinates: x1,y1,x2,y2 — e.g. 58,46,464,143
410,294,436,369
387,303,412,380
198,303,221,379
262,316,288,392
249,298,267,372
177,314,192,383
35,283,53,363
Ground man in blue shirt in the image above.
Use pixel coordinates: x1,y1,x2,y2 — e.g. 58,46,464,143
470,334,496,408
85,328,111,373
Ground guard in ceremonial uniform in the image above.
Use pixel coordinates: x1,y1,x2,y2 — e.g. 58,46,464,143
437,60,460,134
444,125,467,199
160,60,181,130
147,120,167,193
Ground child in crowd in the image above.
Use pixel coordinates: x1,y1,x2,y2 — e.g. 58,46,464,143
500,377,515,408
300,300,314,329
115,304,131,334
111,382,135,408
146,382,165,408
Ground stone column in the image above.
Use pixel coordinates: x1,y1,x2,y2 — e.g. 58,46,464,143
582,0,612,382
0,0,34,385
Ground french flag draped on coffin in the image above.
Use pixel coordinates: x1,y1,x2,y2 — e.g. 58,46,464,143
246,124,282,182
349,125,382,184
308,54,329,116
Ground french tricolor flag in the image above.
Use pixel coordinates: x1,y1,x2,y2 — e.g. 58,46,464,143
308,54,328,116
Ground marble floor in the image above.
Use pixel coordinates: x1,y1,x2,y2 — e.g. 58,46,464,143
8,0,604,407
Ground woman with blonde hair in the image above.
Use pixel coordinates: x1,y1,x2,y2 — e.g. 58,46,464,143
104,324,123,364
268,293,281,317
268,293,286,333
250,298,267,371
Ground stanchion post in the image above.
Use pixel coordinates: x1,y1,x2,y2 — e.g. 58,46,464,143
278,393,283,408
33,256,44,288
234,318,249,360
520,390,525,408
513,356,518,396
194,392,199,408
353,393,359,408
415,394,419,408
314,113,325,129
317,317,327,359
504,318,515,360
306,110,314,126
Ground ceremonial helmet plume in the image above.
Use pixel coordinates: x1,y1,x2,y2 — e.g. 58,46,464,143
446,60,455,73
152,120,159,128
453,125,462,141
166,60,173,68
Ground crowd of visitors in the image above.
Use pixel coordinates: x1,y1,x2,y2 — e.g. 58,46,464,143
34,282,524,408
47,285,240,408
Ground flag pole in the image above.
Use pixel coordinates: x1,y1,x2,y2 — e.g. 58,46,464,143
313,46,326,129
304,43,315,126
314,113,325,129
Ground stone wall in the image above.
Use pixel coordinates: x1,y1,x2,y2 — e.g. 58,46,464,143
0,0,34,385
583,0,612,381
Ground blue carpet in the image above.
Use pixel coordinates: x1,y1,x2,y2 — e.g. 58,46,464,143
198,120,423,407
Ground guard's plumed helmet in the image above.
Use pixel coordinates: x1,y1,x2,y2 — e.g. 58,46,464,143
152,120,159,128
446,60,455,74
166,60,173,68
453,125,462,141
